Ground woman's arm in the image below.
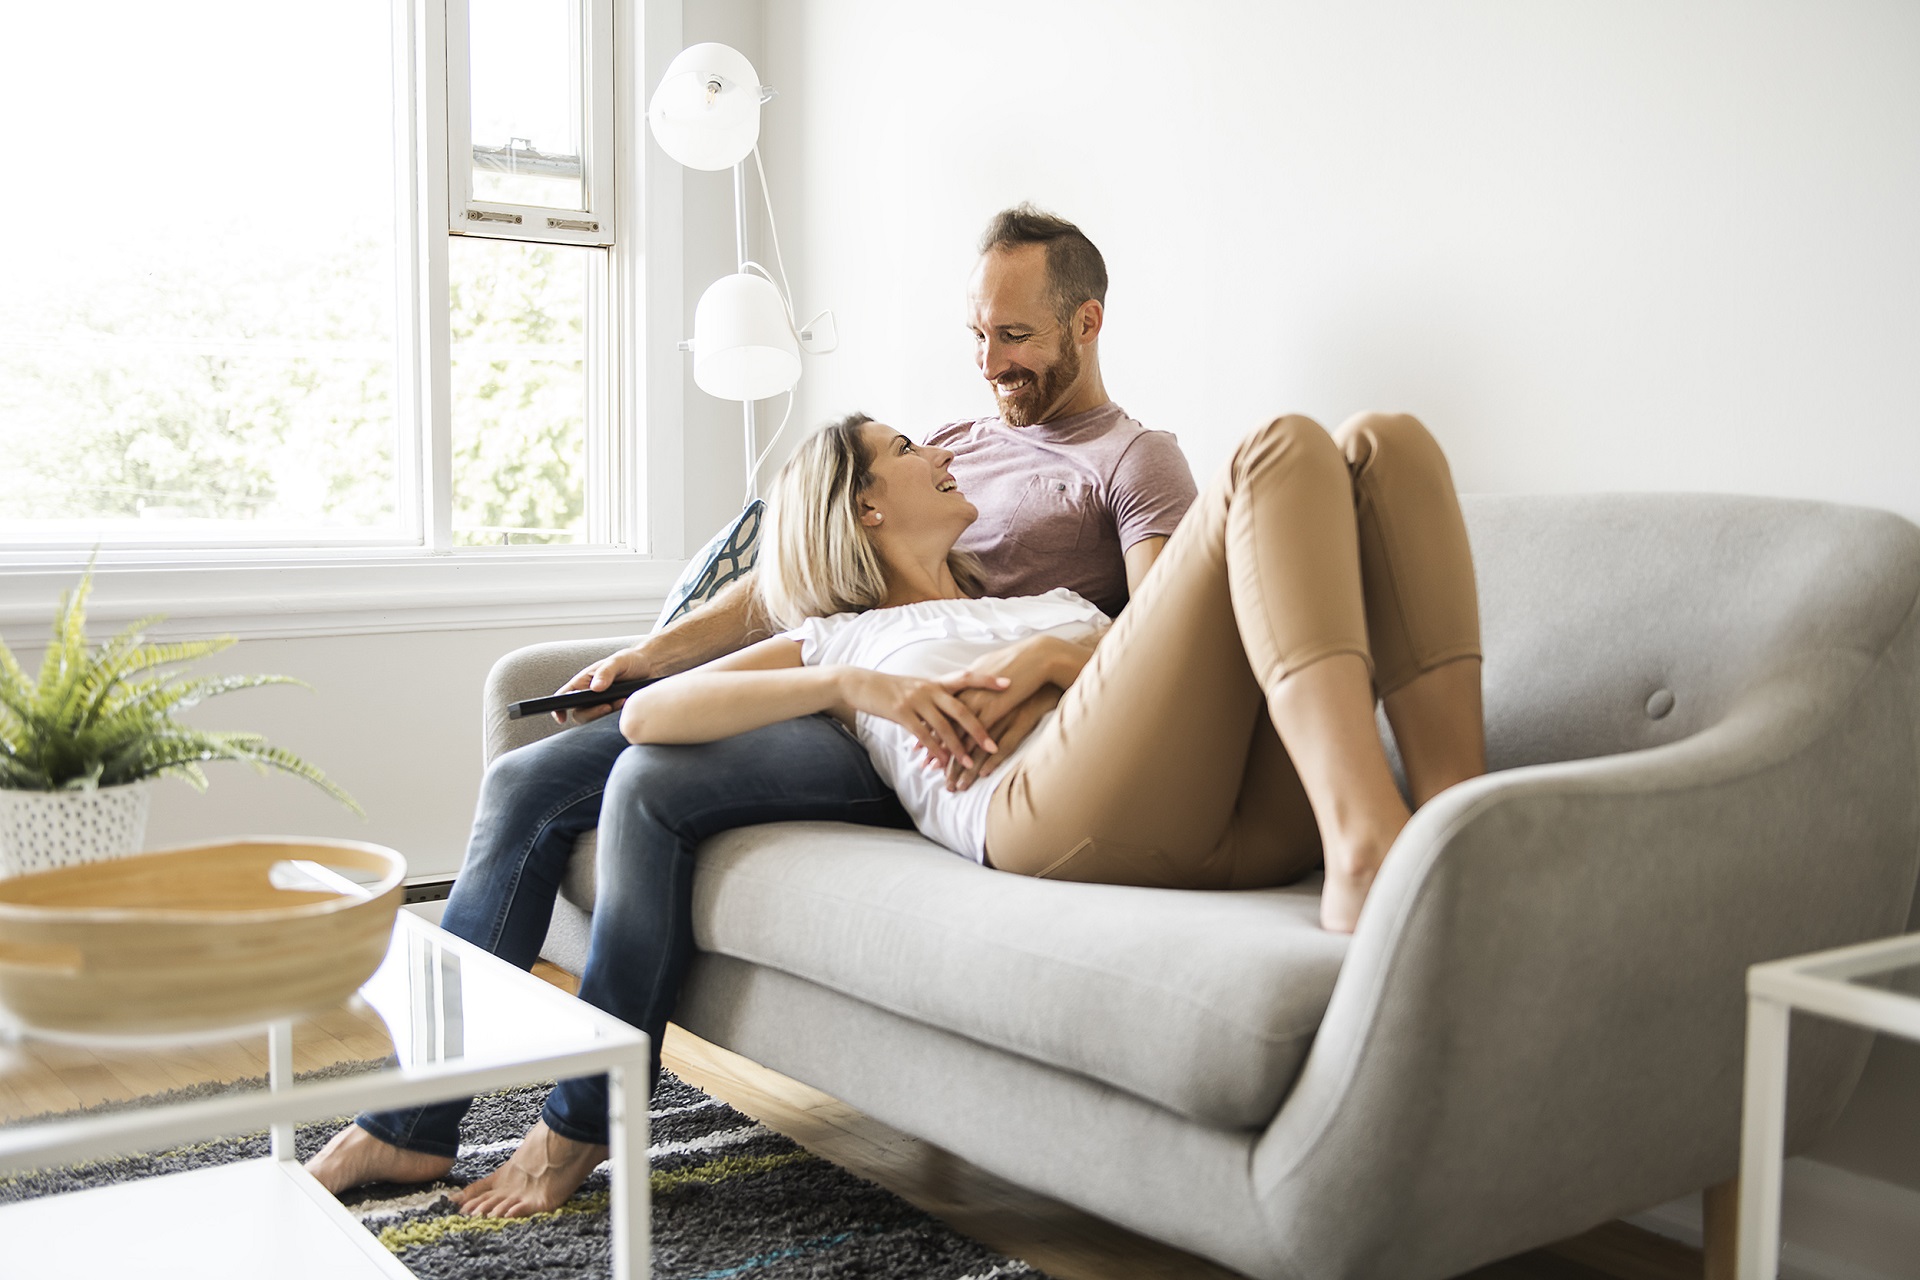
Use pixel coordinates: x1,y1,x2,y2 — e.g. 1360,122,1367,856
620,635,1009,767
619,636,829,745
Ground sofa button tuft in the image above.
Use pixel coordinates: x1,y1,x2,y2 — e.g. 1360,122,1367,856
1646,688,1676,720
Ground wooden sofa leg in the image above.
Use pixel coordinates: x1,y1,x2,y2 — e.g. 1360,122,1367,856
1702,1178,1738,1280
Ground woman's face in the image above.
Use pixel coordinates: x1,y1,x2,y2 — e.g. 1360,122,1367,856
857,421,977,540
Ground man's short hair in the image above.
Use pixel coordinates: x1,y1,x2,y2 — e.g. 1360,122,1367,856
977,203,1108,326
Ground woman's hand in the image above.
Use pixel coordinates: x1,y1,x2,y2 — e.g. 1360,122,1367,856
837,668,1008,770
929,634,1096,790
945,683,1063,792
942,634,1093,733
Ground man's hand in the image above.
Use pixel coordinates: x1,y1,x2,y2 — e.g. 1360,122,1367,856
552,575,775,725
552,644,667,725
945,683,1062,792
555,576,772,725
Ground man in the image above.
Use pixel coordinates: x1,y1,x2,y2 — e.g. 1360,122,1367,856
306,204,1198,1215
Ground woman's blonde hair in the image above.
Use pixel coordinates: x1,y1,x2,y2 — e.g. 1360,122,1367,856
757,413,981,628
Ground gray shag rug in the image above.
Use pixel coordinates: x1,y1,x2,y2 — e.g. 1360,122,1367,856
0,1066,1046,1279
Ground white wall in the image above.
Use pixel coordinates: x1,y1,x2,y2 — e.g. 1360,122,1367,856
761,0,1920,522
757,2,1920,1276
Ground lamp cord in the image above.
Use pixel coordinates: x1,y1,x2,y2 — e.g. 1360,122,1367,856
740,261,792,323
744,388,796,505
737,144,804,502
751,147,796,318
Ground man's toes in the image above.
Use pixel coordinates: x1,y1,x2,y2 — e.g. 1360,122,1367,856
449,1175,493,1206
475,1189,519,1217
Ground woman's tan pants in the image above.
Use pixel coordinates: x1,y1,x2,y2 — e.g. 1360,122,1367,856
984,412,1481,889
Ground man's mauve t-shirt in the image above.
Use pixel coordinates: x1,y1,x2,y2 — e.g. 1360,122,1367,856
922,403,1197,616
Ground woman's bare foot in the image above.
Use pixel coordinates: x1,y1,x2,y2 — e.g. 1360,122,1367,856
449,1120,609,1218
304,1123,456,1195
1264,655,1413,934
1319,829,1400,934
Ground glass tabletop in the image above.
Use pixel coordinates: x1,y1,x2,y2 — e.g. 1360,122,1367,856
1747,930,1920,1046
0,910,636,1130
1845,957,1920,1000
1776,929,1920,994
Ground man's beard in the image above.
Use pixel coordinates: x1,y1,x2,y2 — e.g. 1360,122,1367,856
994,339,1080,427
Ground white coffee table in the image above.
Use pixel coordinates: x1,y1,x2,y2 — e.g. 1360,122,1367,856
1737,930,1920,1280
0,909,652,1279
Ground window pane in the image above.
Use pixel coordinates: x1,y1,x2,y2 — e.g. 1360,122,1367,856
468,0,585,211
449,238,593,547
0,1,401,544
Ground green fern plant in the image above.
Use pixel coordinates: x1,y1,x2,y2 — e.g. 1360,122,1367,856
0,567,361,811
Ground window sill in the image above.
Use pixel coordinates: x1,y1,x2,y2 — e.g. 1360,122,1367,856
0,551,689,642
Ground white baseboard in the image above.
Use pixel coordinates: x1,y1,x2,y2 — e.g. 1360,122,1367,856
1628,1157,1920,1280
402,899,449,926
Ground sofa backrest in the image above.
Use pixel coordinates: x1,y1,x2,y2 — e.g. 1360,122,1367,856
1461,492,1920,774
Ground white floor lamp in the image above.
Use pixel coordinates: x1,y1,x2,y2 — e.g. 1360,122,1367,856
647,42,832,501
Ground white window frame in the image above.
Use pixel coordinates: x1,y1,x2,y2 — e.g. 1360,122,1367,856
444,0,616,249
0,0,689,641
413,0,627,552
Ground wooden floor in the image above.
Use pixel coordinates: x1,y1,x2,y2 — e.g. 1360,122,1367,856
0,962,1707,1280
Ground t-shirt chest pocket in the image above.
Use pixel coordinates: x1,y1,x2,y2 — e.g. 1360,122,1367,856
1009,474,1095,553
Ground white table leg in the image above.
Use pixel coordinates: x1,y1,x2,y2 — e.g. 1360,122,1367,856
606,1052,652,1280
269,1019,296,1162
1737,995,1790,1280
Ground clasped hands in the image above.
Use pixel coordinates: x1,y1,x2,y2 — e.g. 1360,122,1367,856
903,634,1082,793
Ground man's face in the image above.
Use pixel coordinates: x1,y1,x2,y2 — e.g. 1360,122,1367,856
967,244,1082,428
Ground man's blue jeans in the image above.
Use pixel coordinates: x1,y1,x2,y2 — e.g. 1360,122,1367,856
355,711,910,1156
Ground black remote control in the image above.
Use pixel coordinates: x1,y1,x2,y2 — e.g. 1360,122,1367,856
506,677,654,720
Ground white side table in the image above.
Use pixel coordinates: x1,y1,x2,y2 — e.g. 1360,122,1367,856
1737,931,1920,1280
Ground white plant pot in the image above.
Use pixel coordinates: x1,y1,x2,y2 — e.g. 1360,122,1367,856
0,782,153,880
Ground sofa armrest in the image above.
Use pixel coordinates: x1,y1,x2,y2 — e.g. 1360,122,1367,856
1250,649,1920,1278
481,634,643,765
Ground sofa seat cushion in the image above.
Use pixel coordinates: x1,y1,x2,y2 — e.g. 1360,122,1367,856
687,821,1348,1129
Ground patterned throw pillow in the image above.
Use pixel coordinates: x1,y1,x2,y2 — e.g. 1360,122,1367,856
653,500,765,633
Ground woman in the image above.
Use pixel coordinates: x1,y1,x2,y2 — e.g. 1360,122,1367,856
320,408,1484,1219
624,410,1484,924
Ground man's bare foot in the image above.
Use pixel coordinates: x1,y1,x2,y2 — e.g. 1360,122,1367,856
305,1123,456,1196
449,1120,609,1218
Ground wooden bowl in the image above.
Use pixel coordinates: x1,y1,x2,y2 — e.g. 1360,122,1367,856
0,838,405,1038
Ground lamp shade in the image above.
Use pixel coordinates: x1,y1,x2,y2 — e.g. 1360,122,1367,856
692,272,801,401
647,43,762,171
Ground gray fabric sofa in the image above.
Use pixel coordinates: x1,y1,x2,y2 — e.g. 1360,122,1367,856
483,493,1920,1280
